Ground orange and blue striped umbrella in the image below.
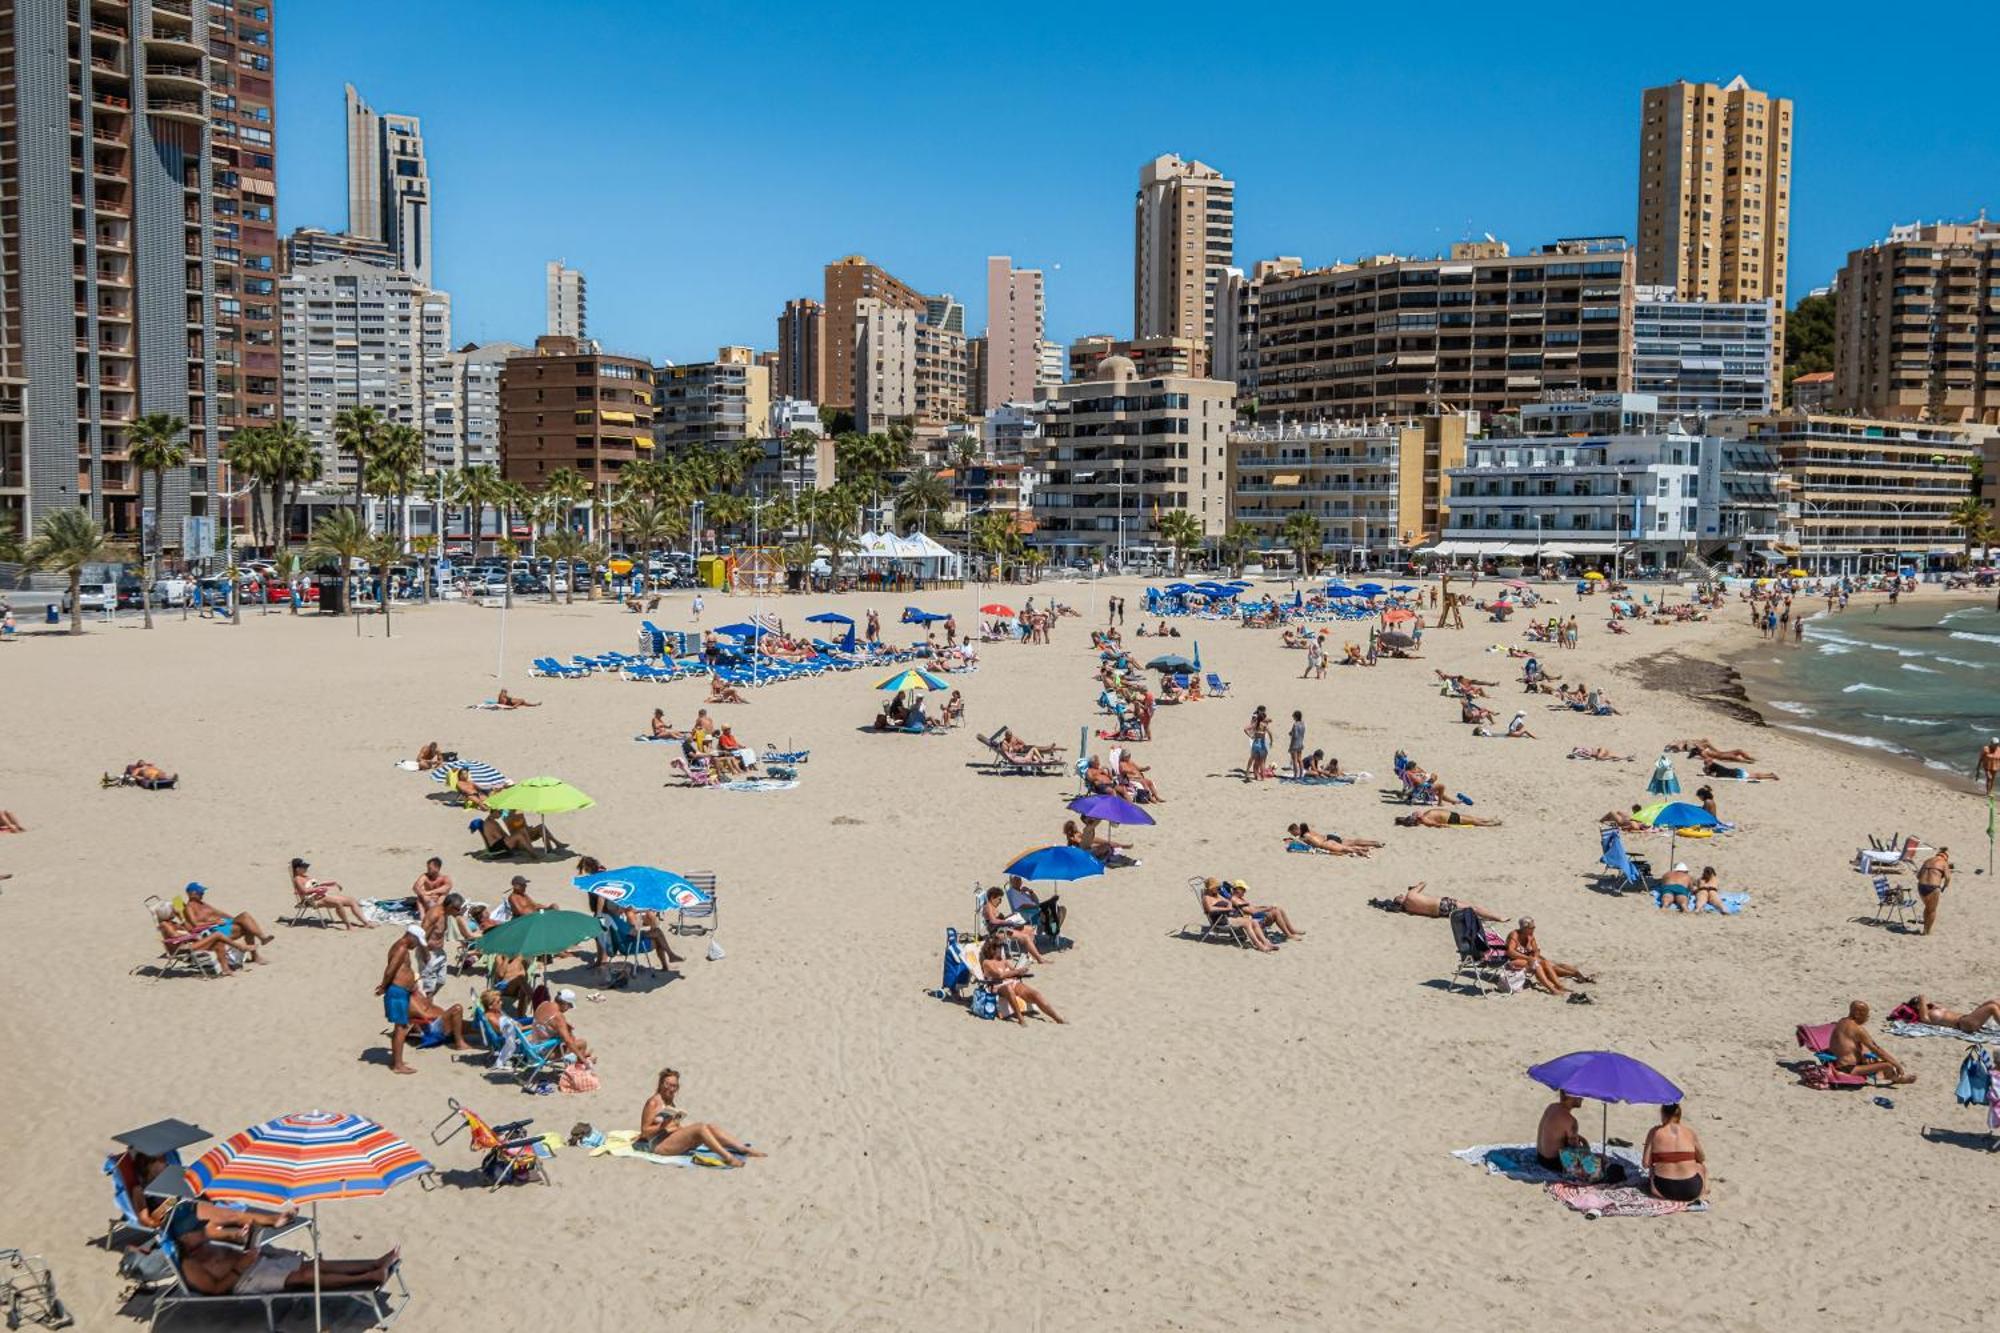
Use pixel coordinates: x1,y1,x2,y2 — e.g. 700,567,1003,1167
189,1110,431,1207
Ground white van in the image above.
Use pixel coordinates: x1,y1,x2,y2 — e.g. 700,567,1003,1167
152,577,192,607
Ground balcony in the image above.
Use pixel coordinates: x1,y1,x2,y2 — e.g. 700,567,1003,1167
143,62,206,91
145,94,205,125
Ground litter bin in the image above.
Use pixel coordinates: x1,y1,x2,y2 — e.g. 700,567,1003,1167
316,574,347,614
46,601,60,624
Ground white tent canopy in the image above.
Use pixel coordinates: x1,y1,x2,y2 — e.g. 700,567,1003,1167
849,530,962,579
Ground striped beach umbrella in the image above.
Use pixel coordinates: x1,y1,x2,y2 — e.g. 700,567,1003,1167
430,760,507,788
190,1110,430,1330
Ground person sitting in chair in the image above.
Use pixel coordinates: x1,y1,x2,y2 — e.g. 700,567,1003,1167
290,858,371,929
977,934,1066,1024
981,886,1047,964
154,898,253,972
170,1199,398,1299
181,883,274,947
1200,878,1278,952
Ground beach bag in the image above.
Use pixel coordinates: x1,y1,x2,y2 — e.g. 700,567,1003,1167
559,1062,600,1094
970,986,1000,1021
120,1240,175,1286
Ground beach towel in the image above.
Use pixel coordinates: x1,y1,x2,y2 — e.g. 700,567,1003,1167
1648,890,1750,914
719,777,799,792
360,897,420,926
633,734,677,743
1888,1019,2000,1044
1286,841,1330,854
588,1131,745,1168
1278,774,1360,786
1546,1182,1706,1218
1452,1144,1643,1183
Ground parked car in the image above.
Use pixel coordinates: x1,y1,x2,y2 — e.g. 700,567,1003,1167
62,578,119,612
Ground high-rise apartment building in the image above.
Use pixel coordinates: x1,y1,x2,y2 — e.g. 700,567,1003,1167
1212,257,1302,401
1134,154,1234,346
853,298,919,432
345,83,431,286
822,256,926,410
278,260,448,482
965,337,988,419
0,0,236,542
984,256,1045,409
1832,219,2000,426
1636,77,1792,365
1032,355,1235,560
545,261,587,339
281,226,393,273
498,335,654,495
1069,335,1208,383
1632,287,1776,420
206,0,280,447
1257,238,1635,422
655,346,772,451
774,297,825,405
1036,339,1065,393
424,341,525,471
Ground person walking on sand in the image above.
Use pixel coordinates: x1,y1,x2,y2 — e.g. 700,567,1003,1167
1916,846,1951,936
691,592,704,621
1975,738,2000,795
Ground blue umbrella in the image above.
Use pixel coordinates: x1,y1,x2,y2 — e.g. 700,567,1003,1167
806,611,855,652
1355,582,1386,595
713,622,762,640
571,865,707,914
1191,640,1202,673
1003,845,1105,882
1325,587,1359,600
1292,589,1303,608
1527,1050,1684,1155
1066,793,1155,826
1145,654,1195,672
1643,801,1720,831
1391,584,1416,593
1647,754,1681,797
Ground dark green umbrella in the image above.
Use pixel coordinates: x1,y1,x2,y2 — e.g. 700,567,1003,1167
474,909,600,959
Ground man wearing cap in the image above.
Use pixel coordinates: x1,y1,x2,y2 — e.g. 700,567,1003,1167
505,875,548,919
1976,739,2000,795
532,989,592,1064
180,883,273,948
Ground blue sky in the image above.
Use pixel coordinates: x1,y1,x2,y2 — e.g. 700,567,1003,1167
280,1,1999,365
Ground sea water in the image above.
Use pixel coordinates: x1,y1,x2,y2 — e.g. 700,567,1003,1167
1733,600,2000,782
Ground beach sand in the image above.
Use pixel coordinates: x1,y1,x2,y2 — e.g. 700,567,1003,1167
5,578,1996,1331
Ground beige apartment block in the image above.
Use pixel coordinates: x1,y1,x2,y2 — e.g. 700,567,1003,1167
1227,416,1468,561
1134,154,1234,347
1031,355,1235,560
655,345,771,451
1833,219,2000,426
1256,238,1634,422
1637,76,1792,367
984,256,1045,409
822,255,925,411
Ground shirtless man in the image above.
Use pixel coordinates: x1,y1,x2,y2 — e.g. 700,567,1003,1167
172,1201,395,1300
1830,1000,1915,1084
532,989,593,1063
505,874,548,918
1394,808,1503,829
1911,994,2000,1035
648,709,685,740
410,857,453,917
375,926,431,1074
1384,882,1503,921
1977,738,2000,795
1536,1092,1588,1172
181,882,274,946
1505,918,1593,996
1000,733,1058,764
1703,759,1781,781
1916,847,1951,936
638,1067,764,1166
1118,751,1163,802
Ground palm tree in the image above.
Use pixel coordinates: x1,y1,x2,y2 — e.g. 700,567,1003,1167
266,420,319,555
27,507,111,634
222,425,272,551
1158,508,1204,575
1280,511,1325,576
614,496,682,586
367,423,424,544
0,513,23,567
976,511,1021,583
1948,496,1994,566
540,467,589,543
449,464,501,556
494,480,529,608
733,437,767,494
332,405,383,522
304,509,373,630
538,526,591,605
812,486,860,581
407,535,437,603
127,412,189,630
1219,521,1259,577
896,466,951,535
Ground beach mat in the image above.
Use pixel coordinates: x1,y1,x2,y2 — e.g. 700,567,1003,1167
1887,1019,2000,1044
587,1130,735,1168
1546,1181,1706,1217
1452,1144,1642,1183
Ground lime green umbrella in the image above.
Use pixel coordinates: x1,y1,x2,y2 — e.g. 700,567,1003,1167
474,909,601,960
486,777,595,814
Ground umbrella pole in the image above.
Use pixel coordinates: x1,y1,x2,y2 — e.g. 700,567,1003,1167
312,1199,323,1332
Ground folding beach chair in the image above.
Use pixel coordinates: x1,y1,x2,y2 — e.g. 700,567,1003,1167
1870,875,1915,928
284,874,343,929
149,1201,408,1332
473,1010,570,1090
1204,672,1231,697
671,872,718,937
1181,876,1250,948
1794,1022,1869,1089
431,1098,551,1189
1448,906,1512,997
969,885,1027,965
596,913,656,983
1597,828,1654,895
136,898,233,981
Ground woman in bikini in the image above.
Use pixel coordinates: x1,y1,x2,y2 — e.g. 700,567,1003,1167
1641,1102,1707,1202
977,934,1066,1023
1286,822,1377,857
289,858,371,929
1689,866,1728,913
647,709,684,740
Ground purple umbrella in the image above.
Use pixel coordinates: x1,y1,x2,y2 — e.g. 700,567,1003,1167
1066,793,1155,826
1527,1050,1683,1155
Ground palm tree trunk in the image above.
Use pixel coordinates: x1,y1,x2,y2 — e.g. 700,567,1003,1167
380,559,393,637
141,465,156,629
68,569,83,634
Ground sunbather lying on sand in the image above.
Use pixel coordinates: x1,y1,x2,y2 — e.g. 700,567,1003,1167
1600,805,1647,832
1000,733,1058,764
493,689,538,708
111,759,177,789
1286,822,1379,857
1702,759,1779,780
1568,746,1633,761
1394,809,1502,828
1674,739,1756,763
1832,1001,1916,1083
1908,995,2000,1033
1378,882,1503,920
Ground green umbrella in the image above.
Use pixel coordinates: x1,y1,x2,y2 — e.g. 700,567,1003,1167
474,909,601,959
486,777,595,814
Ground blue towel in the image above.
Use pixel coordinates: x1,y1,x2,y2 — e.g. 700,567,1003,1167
1649,889,1750,914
